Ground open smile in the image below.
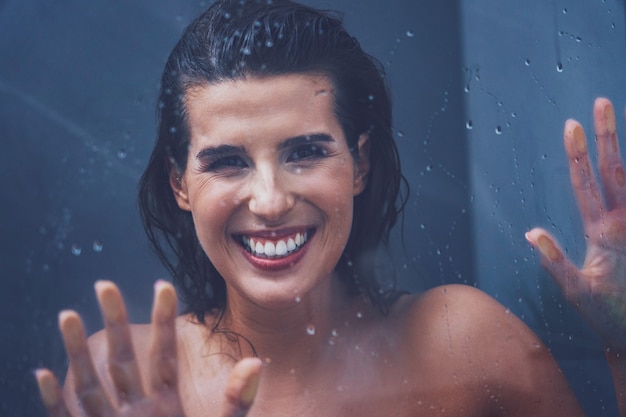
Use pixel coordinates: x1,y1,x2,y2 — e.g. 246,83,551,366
241,230,309,258
235,228,316,270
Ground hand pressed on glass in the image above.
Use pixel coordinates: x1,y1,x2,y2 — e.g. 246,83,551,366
35,281,262,417
526,98,626,350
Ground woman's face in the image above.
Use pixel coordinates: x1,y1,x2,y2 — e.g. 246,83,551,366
171,74,370,308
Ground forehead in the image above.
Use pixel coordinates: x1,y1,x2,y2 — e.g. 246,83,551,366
182,74,342,146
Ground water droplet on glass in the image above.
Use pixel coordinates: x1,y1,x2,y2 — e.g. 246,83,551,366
265,40,274,47
495,125,502,135
356,311,363,319
556,62,563,72
464,84,470,93
71,244,82,256
524,58,531,66
397,130,405,138
117,149,127,159
295,296,302,303
331,329,339,337
368,94,375,101
92,241,103,253
306,324,316,336
406,30,414,38
425,165,432,172
466,120,473,130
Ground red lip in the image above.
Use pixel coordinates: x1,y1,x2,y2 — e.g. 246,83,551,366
238,230,313,271
234,226,314,239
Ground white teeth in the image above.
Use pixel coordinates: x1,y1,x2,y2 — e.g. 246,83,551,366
264,241,276,256
243,231,309,258
255,241,265,255
276,240,288,256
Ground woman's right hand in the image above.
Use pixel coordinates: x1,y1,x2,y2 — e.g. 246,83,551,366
35,280,263,417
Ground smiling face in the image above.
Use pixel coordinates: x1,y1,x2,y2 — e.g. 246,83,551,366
170,74,370,309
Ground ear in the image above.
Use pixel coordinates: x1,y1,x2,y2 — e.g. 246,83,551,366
353,133,370,196
169,161,191,211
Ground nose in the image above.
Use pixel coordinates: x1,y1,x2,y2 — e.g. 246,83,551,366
247,164,295,222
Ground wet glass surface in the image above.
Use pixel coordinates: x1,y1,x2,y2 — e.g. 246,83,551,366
0,0,624,415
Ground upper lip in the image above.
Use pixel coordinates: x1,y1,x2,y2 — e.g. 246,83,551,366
233,226,315,239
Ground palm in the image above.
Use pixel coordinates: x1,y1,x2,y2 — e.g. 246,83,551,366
527,98,626,349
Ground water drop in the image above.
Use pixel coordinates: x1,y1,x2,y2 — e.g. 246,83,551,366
265,40,274,47
306,324,316,335
466,120,473,130
562,8,567,14
117,149,127,159
356,311,363,319
425,165,432,172
556,62,563,72
495,125,502,135
331,329,339,337
92,241,103,253
406,30,414,38
295,296,302,303
71,244,82,256
368,94,375,101
524,58,531,66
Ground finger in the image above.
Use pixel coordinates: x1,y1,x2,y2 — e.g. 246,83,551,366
36,369,72,417
220,358,263,417
595,98,626,208
60,311,116,416
525,228,583,303
95,281,145,404
564,119,606,231
149,280,179,393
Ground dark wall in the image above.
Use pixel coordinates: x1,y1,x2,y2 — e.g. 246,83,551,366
0,1,470,415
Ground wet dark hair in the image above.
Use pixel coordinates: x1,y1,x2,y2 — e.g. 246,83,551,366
138,0,408,323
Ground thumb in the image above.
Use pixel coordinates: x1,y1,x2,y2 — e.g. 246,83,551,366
525,228,581,301
220,357,263,417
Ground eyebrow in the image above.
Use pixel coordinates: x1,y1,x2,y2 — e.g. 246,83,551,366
278,133,335,150
196,144,246,160
195,133,335,159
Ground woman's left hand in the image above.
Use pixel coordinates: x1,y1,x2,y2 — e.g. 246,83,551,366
526,97,626,350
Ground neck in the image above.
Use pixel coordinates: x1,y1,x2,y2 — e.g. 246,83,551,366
214,275,370,376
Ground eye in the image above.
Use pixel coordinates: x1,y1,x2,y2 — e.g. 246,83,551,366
288,144,328,162
203,155,248,171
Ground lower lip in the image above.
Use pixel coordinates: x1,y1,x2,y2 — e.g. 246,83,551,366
239,236,311,272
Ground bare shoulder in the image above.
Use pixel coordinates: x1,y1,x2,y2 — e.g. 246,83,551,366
388,284,584,416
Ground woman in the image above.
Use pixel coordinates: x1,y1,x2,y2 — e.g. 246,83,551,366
36,1,626,416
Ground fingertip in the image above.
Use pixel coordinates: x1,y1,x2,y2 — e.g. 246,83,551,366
35,368,62,408
152,280,177,319
235,358,263,408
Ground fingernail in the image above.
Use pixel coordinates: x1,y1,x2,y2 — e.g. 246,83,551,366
616,167,625,187
537,235,561,262
35,369,59,407
573,125,587,154
604,103,617,135
240,371,260,407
